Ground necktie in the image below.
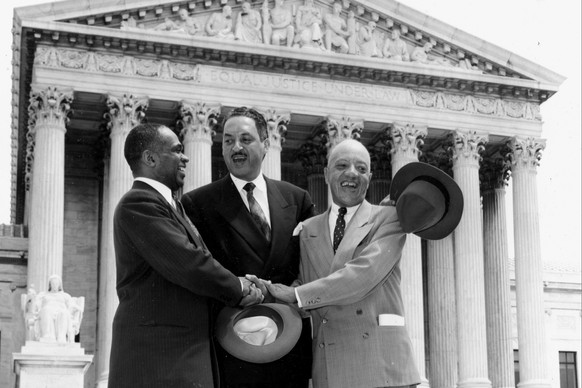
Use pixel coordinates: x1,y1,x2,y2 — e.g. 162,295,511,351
243,182,271,241
333,207,347,253
173,194,204,246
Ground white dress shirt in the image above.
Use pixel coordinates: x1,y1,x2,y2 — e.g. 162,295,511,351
135,177,175,208
230,173,271,227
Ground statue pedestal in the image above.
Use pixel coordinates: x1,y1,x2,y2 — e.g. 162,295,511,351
13,342,93,388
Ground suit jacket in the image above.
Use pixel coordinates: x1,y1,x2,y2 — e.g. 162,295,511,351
109,181,243,388
296,200,420,388
181,175,316,387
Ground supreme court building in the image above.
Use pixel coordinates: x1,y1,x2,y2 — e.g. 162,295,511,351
1,0,578,387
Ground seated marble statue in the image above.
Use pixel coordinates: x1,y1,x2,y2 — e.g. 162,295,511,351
356,21,379,57
235,2,263,43
205,6,235,39
411,42,452,66
382,29,410,61
324,2,349,54
294,0,323,49
33,275,84,343
263,0,294,47
21,285,39,341
153,9,200,36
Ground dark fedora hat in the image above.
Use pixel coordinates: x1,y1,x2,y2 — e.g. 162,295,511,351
390,162,463,240
215,303,303,364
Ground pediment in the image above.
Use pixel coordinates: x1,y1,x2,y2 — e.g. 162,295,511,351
14,0,564,97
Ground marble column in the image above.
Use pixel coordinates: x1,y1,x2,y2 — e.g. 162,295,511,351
508,137,550,388
388,122,428,385
258,108,290,181
481,157,515,388
451,130,491,388
179,101,220,192
26,86,73,293
96,93,148,388
427,235,458,388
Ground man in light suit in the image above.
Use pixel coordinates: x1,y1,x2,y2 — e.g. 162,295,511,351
262,139,421,388
181,107,315,388
109,123,262,388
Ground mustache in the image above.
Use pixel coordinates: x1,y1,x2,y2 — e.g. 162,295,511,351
231,151,247,157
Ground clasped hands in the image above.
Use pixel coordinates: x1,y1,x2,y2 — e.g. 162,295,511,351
239,275,297,306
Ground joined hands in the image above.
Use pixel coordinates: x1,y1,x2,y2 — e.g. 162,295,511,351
245,275,297,304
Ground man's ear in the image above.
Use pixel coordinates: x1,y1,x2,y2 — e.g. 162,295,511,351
141,150,157,168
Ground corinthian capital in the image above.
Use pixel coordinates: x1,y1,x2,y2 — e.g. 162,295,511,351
178,101,221,144
507,136,546,171
480,146,511,191
387,122,427,162
324,116,364,150
296,138,327,175
256,108,290,150
105,93,149,138
450,130,488,167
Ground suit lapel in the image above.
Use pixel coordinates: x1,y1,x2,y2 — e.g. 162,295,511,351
303,210,335,279
263,178,297,272
330,201,373,273
215,176,270,259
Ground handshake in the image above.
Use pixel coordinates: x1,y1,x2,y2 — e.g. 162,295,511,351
237,275,297,307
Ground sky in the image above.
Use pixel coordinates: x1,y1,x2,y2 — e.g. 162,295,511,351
0,0,580,269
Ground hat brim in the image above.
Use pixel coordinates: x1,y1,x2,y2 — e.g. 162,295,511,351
390,162,463,240
215,303,303,364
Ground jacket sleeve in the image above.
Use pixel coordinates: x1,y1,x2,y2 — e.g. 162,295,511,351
114,190,242,306
296,209,406,309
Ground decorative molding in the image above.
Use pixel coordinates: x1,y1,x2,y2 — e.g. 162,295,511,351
507,136,546,171
25,86,74,191
178,101,221,144
387,122,426,161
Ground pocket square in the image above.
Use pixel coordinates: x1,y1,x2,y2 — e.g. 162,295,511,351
378,314,405,326
292,222,304,236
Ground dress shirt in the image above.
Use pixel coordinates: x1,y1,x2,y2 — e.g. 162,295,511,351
135,177,174,207
230,173,271,227
295,202,362,308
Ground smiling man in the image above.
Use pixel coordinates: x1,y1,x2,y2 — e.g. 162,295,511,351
261,139,421,388
109,123,262,388
181,107,315,388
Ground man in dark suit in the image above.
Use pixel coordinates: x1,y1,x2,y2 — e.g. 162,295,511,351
181,107,315,388
109,123,262,388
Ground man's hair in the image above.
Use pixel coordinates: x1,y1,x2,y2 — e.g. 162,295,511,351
124,123,165,172
225,107,269,141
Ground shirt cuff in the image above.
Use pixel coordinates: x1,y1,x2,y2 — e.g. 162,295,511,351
295,287,303,308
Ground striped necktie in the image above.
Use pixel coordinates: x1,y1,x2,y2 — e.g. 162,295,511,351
243,182,271,241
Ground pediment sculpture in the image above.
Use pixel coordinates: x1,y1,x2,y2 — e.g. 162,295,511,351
118,0,481,72
21,275,85,344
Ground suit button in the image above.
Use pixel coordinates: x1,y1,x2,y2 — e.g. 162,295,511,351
322,318,328,324
319,343,325,348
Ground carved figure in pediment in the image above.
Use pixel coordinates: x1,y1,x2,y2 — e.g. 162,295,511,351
324,2,350,53
458,58,480,71
235,2,263,43
263,0,295,47
382,29,410,61
205,6,235,39
411,42,453,66
294,0,324,49
153,9,201,36
346,10,358,54
120,16,145,31
356,21,379,57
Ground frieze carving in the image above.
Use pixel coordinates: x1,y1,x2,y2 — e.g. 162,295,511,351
507,136,545,171
25,86,73,191
178,101,221,144
410,89,541,121
33,46,540,121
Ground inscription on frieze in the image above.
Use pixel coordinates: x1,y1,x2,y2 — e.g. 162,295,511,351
200,66,413,105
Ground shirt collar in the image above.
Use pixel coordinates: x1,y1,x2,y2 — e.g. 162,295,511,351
135,177,174,205
330,202,361,217
230,173,267,194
